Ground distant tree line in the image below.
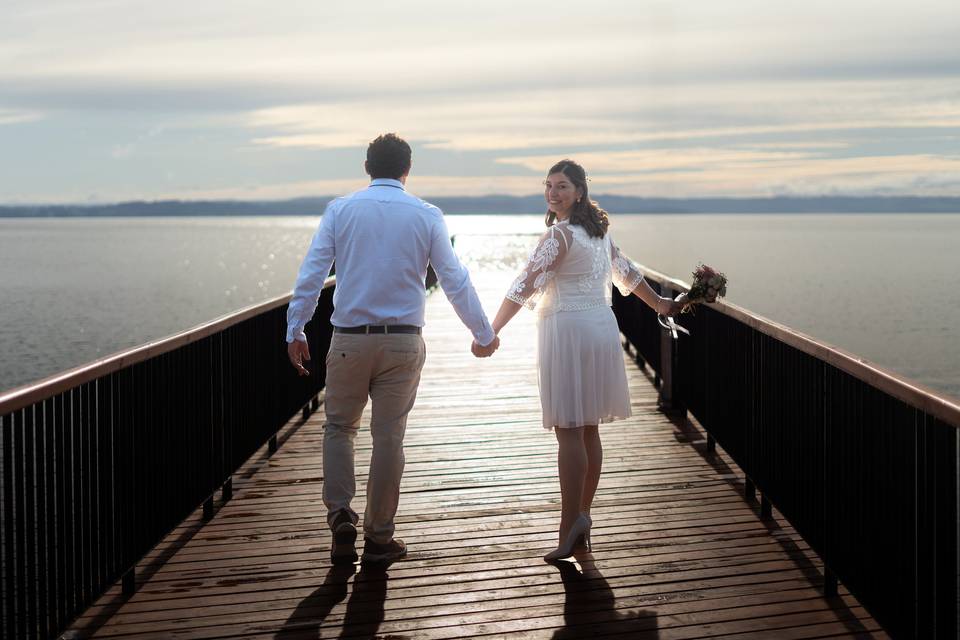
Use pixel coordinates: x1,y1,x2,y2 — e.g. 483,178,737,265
2,195,959,217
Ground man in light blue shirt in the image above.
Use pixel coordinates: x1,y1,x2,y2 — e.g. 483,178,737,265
286,133,498,564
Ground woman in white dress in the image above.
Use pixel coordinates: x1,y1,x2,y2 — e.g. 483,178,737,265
487,160,682,561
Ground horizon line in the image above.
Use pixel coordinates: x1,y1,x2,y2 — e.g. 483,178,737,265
4,193,960,208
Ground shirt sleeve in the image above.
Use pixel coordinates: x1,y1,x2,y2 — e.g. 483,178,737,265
428,212,497,346
506,225,570,309
285,204,337,343
609,234,644,296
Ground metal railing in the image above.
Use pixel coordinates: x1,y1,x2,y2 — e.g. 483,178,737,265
0,278,336,640
613,264,959,639
3,249,957,638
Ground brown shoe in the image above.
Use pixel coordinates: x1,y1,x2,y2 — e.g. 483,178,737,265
330,510,358,564
361,537,406,563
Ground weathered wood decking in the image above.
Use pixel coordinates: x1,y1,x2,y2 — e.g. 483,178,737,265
66,273,886,639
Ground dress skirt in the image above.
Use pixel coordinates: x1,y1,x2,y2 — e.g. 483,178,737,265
537,304,632,430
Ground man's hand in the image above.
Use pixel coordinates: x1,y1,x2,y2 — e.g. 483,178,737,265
288,339,311,376
471,335,500,358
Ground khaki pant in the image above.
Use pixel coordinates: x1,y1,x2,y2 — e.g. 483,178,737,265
321,331,426,544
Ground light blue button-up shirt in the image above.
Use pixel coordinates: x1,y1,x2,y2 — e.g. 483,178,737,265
286,178,496,346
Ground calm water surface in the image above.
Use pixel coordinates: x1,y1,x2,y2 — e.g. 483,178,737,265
1,214,958,400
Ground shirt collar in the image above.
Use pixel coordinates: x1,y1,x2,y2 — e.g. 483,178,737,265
369,178,405,190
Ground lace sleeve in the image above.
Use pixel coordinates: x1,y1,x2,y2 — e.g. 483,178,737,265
506,225,570,309
609,235,644,296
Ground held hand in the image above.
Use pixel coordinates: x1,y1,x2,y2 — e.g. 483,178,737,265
483,336,501,356
287,340,311,376
471,335,500,358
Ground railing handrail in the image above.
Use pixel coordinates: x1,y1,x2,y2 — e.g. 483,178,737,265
637,265,960,428
0,276,336,416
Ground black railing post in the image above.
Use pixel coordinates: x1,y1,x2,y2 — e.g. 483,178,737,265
760,494,773,520
657,284,685,415
202,497,213,521
824,566,838,598
122,568,135,596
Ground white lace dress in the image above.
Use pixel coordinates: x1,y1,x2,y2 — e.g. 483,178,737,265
507,221,646,430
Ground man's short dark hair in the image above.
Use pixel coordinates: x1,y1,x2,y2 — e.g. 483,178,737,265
365,133,412,180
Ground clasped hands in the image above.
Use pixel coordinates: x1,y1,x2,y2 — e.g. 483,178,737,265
471,335,500,358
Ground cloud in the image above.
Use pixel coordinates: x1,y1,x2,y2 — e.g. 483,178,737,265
497,148,821,174
736,142,851,150
108,124,166,159
0,108,42,125
559,152,960,197
152,175,549,200
3,2,959,113
142,155,960,199
157,177,370,201
1,1,958,201
110,143,134,159
242,78,960,156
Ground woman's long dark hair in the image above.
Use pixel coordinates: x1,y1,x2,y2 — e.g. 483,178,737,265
545,159,610,238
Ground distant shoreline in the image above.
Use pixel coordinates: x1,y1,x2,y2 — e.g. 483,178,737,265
2,195,960,217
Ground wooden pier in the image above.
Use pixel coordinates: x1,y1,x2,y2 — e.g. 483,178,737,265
62,273,885,639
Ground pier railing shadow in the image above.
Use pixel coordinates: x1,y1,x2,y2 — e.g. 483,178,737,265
613,261,959,640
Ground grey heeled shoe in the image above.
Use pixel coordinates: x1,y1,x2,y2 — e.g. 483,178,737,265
575,530,592,551
544,513,592,561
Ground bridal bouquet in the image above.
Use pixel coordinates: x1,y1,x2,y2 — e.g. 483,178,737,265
679,264,728,312
659,263,727,339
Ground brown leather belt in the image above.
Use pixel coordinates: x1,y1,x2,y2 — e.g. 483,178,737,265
334,325,422,335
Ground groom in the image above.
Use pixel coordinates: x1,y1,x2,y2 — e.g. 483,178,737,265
286,133,499,564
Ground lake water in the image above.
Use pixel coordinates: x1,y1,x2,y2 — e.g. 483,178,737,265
1,214,958,401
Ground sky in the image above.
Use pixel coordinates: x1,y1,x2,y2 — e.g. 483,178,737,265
1,0,959,203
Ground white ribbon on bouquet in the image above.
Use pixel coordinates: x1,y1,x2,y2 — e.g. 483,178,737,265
657,293,691,340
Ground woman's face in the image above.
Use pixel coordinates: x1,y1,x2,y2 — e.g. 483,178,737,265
544,171,580,218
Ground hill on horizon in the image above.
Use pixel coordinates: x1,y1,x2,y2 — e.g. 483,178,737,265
2,194,960,217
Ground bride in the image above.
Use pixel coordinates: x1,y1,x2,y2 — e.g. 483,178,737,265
483,159,683,561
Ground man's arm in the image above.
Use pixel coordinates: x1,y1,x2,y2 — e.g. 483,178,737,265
428,212,496,347
286,205,337,345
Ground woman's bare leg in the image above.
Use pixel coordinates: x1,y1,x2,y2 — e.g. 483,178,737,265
581,425,602,515
554,426,587,542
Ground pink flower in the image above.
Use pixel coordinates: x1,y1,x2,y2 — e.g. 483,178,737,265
682,263,728,312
